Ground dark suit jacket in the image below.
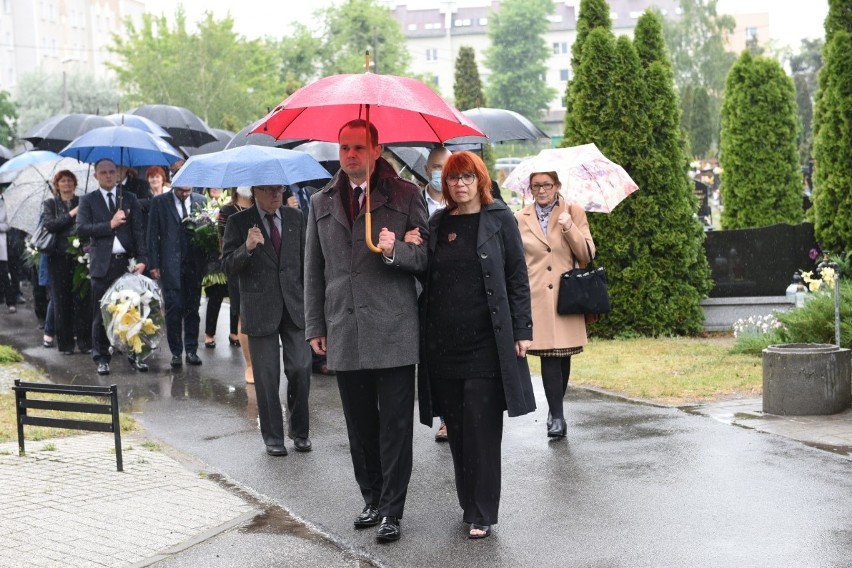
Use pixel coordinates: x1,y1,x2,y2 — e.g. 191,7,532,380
222,205,306,337
147,192,207,290
77,188,148,279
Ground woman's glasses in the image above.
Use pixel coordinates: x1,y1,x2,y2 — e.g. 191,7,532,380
531,182,555,192
446,173,476,186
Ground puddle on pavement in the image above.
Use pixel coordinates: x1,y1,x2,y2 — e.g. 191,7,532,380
802,441,852,458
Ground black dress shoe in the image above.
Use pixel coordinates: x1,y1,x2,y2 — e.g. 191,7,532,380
61,349,75,356
43,339,55,348
547,417,567,438
128,355,149,372
265,444,288,457
293,437,312,452
354,505,380,528
186,353,202,366
97,362,110,376
170,355,183,368
376,516,401,543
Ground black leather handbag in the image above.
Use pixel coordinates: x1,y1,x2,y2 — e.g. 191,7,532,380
556,243,611,316
27,214,57,254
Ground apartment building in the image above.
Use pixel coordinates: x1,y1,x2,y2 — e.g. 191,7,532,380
0,0,144,92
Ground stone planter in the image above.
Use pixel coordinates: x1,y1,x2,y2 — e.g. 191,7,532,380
762,343,852,416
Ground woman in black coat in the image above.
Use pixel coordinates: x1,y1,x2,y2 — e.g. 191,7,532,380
42,170,91,355
415,151,535,540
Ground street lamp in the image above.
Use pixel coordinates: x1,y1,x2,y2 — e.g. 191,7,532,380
61,58,78,113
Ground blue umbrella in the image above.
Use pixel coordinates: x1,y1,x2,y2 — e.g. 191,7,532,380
105,113,172,139
0,150,61,184
170,145,332,189
59,125,183,167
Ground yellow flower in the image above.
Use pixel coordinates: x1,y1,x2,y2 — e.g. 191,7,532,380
129,334,143,353
141,319,159,335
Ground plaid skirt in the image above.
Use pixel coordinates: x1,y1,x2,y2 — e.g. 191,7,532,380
529,346,583,358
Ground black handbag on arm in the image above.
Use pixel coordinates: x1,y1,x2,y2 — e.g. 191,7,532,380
556,242,611,316
27,199,58,255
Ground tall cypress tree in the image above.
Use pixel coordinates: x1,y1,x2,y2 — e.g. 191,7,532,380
813,0,852,252
562,0,611,145
720,51,802,229
454,46,486,111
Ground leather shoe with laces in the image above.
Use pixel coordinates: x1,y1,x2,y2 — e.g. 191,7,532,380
97,362,110,376
353,505,380,528
265,444,288,457
376,516,401,543
186,353,202,366
293,437,312,452
170,355,183,368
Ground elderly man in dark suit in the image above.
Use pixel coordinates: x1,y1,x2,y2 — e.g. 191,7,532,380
222,184,312,457
305,119,429,543
147,185,207,368
76,158,148,376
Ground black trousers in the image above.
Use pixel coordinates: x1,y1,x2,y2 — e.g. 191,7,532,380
47,253,92,352
227,278,241,335
162,271,202,357
433,377,505,526
91,256,130,363
540,356,572,420
336,365,415,519
246,306,312,445
0,260,14,306
203,283,228,337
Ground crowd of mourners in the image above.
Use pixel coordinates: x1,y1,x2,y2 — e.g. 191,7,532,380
0,125,597,543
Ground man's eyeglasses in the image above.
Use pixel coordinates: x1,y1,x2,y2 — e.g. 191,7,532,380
531,182,555,192
255,186,285,194
446,173,476,186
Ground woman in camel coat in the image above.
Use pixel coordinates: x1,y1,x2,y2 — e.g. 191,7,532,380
516,171,595,438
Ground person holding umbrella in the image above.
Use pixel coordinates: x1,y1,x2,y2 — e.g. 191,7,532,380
77,158,149,376
41,170,92,355
516,171,595,438
304,119,429,543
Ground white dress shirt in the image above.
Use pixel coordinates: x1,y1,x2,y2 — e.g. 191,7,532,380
99,187,127,254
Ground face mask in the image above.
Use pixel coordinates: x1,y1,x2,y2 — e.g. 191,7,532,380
236,186,252,198
429,171,442,192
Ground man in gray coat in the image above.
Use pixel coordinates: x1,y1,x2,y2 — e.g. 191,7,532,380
305,119,428,543
223,184,312,457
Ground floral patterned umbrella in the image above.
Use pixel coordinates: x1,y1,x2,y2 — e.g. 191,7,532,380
503,143,639,213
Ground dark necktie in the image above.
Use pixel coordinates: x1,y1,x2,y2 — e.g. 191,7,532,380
266,213,281,254
107,192,115,214
351,186,363,224
180,198,188,219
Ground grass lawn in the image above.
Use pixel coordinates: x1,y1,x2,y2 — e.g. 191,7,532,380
0,360,136,445
528,335,763,406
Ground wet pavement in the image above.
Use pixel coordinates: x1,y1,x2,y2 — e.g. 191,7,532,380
2,298,852,566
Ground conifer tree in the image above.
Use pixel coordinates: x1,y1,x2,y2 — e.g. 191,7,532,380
720,51,802,229
453,46,486,111
813,0,852,252
562,0,611,144
689,87,713,158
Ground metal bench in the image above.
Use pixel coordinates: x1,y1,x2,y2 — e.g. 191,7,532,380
13,380,123,471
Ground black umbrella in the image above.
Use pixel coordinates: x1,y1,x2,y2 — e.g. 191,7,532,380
129,104,217,147
181,128,234,157
225,119,298,149
448,107,548,144
0,144,12,165
21,113,114,152
385,145,429,184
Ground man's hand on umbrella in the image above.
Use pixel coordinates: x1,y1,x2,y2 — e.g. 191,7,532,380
286,195,299,209
378,227,396,256
110,209,127,229
403,227,422,246
246,225,264,251
310,336,327,356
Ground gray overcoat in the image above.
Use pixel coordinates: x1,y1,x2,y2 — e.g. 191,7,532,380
304,158,429,371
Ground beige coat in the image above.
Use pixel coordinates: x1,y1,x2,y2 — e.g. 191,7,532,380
516,199,595,351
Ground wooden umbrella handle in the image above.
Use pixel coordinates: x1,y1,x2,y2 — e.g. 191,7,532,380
364,104,381,254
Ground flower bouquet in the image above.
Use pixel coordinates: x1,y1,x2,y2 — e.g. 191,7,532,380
99,273,164,361
185,195,228,287
66,236,91,298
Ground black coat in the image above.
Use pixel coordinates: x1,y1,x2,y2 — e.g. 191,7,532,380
147,192,207,290
76,188,147,279
418,200,535,425
41,196,79,255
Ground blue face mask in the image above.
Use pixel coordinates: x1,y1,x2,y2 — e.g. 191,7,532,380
429,171,442,192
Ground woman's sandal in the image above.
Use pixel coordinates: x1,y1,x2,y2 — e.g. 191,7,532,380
468,524,491,539
228,335,240,347
204,338,216,349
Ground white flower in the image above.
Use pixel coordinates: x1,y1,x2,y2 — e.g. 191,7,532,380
72,238,80,248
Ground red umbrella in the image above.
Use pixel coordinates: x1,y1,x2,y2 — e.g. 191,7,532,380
252,71,484,252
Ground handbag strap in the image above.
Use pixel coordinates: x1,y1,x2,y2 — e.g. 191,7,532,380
573,240,595,269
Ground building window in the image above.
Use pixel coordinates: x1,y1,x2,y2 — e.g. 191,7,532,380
560,69,570,81
745,27,758,41
433,75,439,87
479,18,487,26
408,23,417,31
426,48,438,62
629,11,643,19
454,18,471,27
425,22,441,30
552,42,568,55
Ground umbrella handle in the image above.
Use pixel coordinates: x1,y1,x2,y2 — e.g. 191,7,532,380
364,104,382,254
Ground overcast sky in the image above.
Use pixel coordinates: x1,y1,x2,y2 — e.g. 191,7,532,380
142,0,828,50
